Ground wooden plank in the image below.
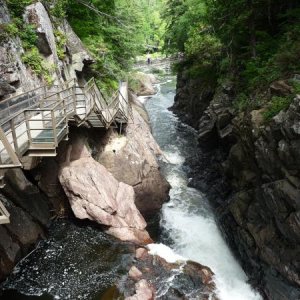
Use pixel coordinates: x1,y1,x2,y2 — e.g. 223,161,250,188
0,128,21,167
0,200,10,224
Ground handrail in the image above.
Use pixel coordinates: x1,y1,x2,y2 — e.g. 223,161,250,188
0,77,131,171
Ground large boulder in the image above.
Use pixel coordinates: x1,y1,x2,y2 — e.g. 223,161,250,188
59,154,152,244
98,107,170,216
24,2,57,58
131,72,157,96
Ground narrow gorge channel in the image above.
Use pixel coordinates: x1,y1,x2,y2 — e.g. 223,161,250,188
144,73,261,300
0,70,262,300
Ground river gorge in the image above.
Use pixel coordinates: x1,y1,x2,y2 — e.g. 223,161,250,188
0,70,262,300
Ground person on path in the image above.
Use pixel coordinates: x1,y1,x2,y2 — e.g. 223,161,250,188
147,53,151,65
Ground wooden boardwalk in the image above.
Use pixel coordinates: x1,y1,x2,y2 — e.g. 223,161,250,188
0,78,132,170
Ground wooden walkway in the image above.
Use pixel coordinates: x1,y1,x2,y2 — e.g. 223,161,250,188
0,78,133,223
0,78,132,170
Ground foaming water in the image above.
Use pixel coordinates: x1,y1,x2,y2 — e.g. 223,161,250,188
144,75,262,300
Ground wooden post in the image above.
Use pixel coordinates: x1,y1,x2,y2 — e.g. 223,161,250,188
24,111,32,147
51,110,58,147
0,128,21,166
10,119,20,158
72,85,77,114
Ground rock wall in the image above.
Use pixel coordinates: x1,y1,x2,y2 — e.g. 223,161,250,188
0,0,95,281
98,100,170,217
173,70,300,299
0,1,168,281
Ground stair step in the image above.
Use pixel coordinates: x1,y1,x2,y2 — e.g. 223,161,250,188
27,149,57,157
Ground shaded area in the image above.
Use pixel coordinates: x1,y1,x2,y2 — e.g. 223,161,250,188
0,219,133,300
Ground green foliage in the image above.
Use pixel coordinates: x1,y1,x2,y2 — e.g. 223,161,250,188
6,0,34,17
263,96,293,121
0,22,18,42
291,80,300,94
22,47,54,85
163,0,206,53
128,74,140,94
233,93,249,112
19,23,38,49
163,0,300,117
66,0,165,92
49,0,69,19
54,29,67,60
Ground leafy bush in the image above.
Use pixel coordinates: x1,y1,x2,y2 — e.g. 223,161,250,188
263,96,293,121
6,0,34,17
49,0,69,19
22,47,54,85
54,29,67,60
19,23,38,49
0,23,18,42
233,93,249,111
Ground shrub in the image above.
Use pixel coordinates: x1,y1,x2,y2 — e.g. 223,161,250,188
22,47,54,85
54,29,67,60
263,96,293,121
6,0,34,17
19,23,38,49
0,23,18,42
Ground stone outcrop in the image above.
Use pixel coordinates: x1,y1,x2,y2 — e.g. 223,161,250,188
131,72,157,96
24,2,58,59
0,0,41,98
98,105,170,216
173,71,300,299
0,169,50,281
59,154,152,244
172,68,216,128
121,247,218,300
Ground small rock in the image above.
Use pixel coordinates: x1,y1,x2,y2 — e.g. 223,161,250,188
135,248,148,259
125,279,154,300
129,266,143,281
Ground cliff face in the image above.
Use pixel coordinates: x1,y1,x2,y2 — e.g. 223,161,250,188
0,1,168,281
173,68,300,299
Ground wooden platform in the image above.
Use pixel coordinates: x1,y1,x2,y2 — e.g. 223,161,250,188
0,78,132,170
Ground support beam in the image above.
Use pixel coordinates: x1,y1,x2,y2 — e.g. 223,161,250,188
0,200,10,224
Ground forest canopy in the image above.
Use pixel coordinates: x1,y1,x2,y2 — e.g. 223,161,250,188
163,0,300,110
5,0,166,92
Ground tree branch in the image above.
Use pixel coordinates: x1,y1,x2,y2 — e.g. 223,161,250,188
76,0,127,27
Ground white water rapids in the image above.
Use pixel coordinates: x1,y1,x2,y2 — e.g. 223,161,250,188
143,75,262,300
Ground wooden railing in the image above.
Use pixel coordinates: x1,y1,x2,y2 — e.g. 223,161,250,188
0,78,132,169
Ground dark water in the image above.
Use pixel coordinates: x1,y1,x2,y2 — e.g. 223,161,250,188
0,220,133,300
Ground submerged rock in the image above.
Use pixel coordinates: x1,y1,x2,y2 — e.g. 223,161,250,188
59,155,152,245
120,246,218,300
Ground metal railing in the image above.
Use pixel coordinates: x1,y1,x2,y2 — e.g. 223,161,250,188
0,77,131,169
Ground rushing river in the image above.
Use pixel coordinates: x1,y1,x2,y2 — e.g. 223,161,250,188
143,73,262,300
0,70,262,300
